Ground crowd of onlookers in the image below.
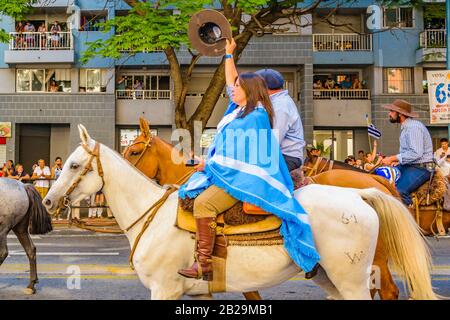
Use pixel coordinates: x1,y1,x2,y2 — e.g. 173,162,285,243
313,75,364,91
13,21,64,49
1,157,111,220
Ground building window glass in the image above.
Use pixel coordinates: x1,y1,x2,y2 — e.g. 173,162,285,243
79,69,107,92
313,130,353,161
383,68,413,94
16,69,71,92
383,7,413,28
80,11,107,31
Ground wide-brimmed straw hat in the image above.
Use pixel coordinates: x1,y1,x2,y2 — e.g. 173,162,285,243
382,99,419,118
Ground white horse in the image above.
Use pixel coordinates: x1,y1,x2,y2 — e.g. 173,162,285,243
42,125,436,300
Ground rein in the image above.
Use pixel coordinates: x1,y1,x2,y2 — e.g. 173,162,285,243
305,157,334,177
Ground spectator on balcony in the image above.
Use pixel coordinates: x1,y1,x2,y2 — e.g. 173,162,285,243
352,77,363,90
24,22,36,48
313,79,322,90
15,22,25,49
49,80,59,92
50,21,62,48
38,22,47,49
324,76,335,89
133,80,143,99
340,76,353,89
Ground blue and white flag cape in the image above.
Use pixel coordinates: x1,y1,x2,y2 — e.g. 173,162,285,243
179,103,320,272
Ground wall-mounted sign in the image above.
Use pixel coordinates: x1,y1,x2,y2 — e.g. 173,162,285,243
366,5,381,30
0,122,11,138
427,70,450,124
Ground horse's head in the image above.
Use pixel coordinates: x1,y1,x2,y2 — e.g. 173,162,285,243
122,117,160,179
43,125,104,214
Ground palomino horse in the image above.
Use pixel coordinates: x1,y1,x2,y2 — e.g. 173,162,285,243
303,152,450,236
122,118,400,300
42,125,437,299
0,178,53,294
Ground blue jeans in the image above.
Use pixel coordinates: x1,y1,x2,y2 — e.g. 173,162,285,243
396,164,431,206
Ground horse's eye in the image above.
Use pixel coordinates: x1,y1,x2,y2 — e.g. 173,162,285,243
70,163,79,170
131,151,141,156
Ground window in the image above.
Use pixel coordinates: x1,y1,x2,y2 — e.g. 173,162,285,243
16,69,71,92
383,68,413,94
383,7,413,28
80,11,107,31
313,130,353,161
79,69,107,92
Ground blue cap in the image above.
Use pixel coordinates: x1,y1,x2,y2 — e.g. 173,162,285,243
255,69,284,90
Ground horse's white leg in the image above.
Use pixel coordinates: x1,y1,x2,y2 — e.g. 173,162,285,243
150,284,184,300
311,266,343,300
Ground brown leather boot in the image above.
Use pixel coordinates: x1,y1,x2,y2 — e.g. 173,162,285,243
178,217,216,281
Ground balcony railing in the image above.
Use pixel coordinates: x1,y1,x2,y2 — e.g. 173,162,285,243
313,89,371,100
419,29,446,48
313,34,372,51
116,89,172,100
9,32,73,50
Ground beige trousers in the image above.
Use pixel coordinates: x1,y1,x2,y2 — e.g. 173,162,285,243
193,185,239,218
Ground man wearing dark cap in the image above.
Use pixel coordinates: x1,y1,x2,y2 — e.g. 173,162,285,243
381,99,434,206
254,69,305,171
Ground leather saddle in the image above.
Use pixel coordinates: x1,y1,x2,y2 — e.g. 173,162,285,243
175,168,313,236
412,170,447,206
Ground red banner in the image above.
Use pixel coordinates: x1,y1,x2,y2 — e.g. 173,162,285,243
0,137,6,145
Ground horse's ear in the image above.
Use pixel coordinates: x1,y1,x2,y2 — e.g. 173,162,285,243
78,124,91,145
139,117,151,138
306,148,312,159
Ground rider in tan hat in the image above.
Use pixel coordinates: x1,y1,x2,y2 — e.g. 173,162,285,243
381,99,434,206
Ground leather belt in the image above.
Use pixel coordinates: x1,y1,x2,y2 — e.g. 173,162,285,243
412,162,436,170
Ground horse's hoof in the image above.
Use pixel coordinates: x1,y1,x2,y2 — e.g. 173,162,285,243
23,288,36,295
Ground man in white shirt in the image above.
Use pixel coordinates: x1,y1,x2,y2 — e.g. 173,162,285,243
434,138,450,162
32,159,51,199
437,154,450,177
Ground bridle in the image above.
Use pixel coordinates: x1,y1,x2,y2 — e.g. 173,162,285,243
123,135,153,167
303,156,334,177
58,141,105,213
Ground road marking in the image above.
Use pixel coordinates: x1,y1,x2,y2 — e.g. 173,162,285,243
9,252,120,256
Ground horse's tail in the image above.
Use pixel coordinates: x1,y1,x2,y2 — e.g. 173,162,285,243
370,174,400,198
24,184,53,235
356,188,438,300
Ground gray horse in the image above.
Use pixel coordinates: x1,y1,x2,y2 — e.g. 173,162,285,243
0,178,53,294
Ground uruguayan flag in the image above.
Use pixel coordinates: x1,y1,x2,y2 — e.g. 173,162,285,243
368,123,382,139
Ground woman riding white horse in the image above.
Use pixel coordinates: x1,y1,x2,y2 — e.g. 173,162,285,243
177,38,320,281
42,125,437,300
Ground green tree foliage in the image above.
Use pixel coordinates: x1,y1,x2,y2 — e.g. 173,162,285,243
0,0,36,42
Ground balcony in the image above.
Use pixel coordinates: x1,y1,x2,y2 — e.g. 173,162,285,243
313,89,370,100
416,29,446,63
313,34,372,51
116,89,173,125
4,32,74,64
312,89,371,127
116,89,172,100
313,34,373,65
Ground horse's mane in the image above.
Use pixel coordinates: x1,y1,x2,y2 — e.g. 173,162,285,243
332,159,367,173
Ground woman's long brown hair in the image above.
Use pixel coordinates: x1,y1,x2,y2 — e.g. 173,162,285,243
237,73,274,128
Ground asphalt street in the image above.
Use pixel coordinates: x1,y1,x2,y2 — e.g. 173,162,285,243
1,226,449,300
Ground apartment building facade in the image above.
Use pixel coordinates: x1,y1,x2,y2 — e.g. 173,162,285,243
0,0,447,170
